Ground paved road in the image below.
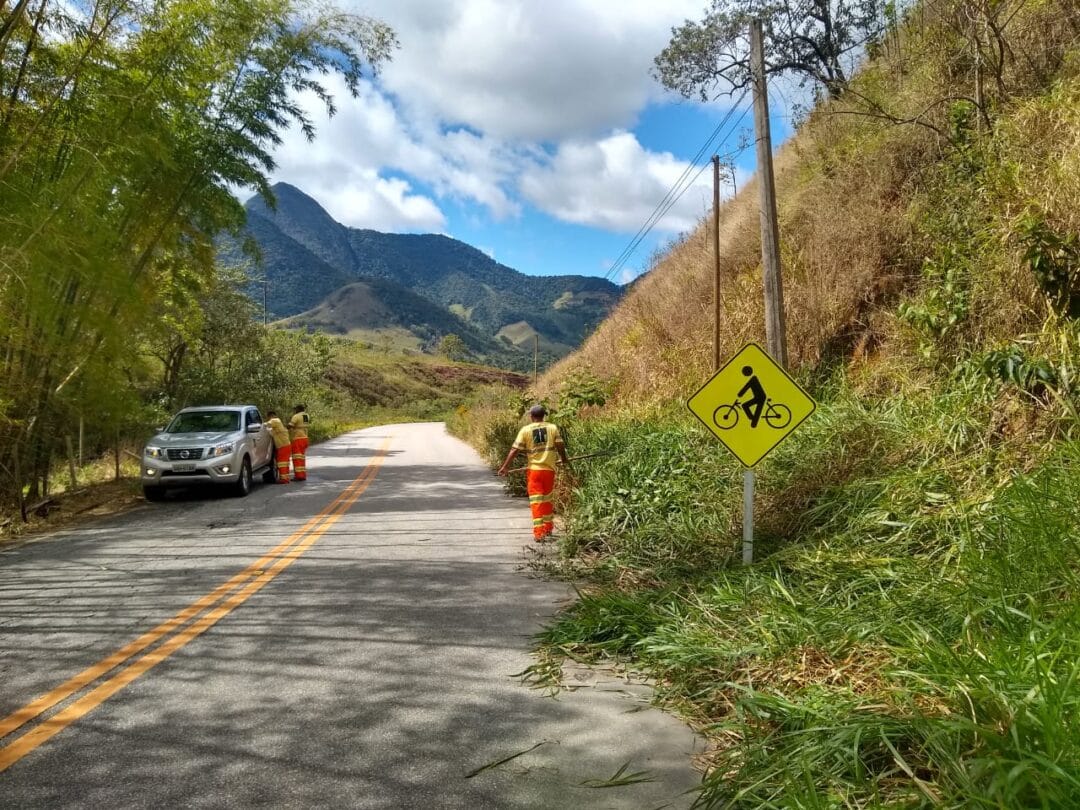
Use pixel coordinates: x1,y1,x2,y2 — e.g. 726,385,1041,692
0,423,701,808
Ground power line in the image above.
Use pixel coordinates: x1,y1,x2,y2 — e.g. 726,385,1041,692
603,95,748,281
604,94,750,282
604,94,751,283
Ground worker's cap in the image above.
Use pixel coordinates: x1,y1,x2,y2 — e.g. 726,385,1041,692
529,404,547,418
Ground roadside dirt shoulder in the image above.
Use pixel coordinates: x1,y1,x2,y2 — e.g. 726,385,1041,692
0,480,143,549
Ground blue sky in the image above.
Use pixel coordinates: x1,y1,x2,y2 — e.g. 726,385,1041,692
269,1,793,284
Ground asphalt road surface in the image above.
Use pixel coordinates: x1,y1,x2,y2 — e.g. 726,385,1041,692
0,423,702,809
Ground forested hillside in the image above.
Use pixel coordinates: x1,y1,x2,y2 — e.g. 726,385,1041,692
455,0,1080,805
279,280,508,357
237,183,623,349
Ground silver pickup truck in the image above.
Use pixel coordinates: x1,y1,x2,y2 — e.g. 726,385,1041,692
140,405,278,501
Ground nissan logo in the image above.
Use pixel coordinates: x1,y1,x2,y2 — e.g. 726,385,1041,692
180,450,191,459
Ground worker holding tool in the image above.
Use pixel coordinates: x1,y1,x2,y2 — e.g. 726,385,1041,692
498,404,570,542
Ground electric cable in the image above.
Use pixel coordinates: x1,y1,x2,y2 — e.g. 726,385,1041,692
604,94,751,282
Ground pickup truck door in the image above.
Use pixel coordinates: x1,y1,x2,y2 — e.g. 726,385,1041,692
247,409,271,466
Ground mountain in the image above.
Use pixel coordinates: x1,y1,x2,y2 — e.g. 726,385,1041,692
232,209,356,314
229,183,622,357
278,280,509,357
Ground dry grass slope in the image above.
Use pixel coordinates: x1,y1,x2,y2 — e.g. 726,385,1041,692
547,121,933,406
545,0,1079,410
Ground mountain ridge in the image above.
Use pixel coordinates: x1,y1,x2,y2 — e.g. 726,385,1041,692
231,183,622,360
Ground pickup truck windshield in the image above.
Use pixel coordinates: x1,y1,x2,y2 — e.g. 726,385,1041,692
166,411,240,434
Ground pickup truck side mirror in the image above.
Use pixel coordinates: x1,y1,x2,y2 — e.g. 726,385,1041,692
246,424,262,434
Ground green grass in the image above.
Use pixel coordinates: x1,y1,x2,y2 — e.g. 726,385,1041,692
451,13,1080,802
524,378,1080,807
315,337,527,429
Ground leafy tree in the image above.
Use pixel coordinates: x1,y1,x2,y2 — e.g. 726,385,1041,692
438,333,468,361
654,0,885,100
143,265,332,411
0,0,395,505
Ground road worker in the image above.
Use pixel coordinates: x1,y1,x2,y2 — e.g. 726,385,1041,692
497,404,570,541
289,404,310,481
266,410,291,484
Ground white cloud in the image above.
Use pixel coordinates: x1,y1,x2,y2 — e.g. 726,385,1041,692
315,172,447,232
519,131,723,233
269,75,521,229
354,0,704,140
266,1,742,241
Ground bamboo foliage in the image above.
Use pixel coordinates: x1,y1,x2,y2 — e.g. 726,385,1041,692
0,0,396,502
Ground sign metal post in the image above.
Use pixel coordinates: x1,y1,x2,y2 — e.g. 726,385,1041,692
743,469,754,564
687,342,816,565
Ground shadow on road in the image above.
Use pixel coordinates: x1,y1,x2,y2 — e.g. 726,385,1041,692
0,425,702,809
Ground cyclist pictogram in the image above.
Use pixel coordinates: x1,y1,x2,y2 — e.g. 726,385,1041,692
687,343,816,467
711,366,792,430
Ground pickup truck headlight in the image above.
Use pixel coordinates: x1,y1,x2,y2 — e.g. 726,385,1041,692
208,442,235,458
144,446,164,458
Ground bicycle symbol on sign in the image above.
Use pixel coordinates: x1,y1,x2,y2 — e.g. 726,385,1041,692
711,365,792,431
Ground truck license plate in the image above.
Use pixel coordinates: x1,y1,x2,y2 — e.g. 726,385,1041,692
171,463,196,472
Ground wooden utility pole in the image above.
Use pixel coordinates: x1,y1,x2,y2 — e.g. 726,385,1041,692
533,334,539,386
750,18,788,368
712,155,722,371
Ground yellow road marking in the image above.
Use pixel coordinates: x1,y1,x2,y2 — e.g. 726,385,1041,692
0,451,380,740
0,440,390,772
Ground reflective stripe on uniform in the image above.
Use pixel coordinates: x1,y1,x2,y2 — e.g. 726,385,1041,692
290,437,309,481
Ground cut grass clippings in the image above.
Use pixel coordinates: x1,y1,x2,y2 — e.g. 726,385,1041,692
463,741,550,779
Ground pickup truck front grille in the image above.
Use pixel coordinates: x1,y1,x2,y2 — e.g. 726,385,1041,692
166,448,204,461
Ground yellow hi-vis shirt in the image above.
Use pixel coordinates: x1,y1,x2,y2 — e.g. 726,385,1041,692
267,417,290,448
512,421,564,471
288,411,309,440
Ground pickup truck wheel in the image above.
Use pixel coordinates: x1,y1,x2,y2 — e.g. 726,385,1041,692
233,457,253,497
143,485,166,502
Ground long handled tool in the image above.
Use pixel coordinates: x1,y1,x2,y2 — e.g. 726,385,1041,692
503,451,612,475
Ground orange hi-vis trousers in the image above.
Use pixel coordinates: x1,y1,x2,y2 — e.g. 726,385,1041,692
527,468,556,540
291,437,308,481
274,444,291,483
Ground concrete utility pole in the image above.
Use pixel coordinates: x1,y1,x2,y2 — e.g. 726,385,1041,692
750,18,788,368
743,18,790,567
712,155,722,372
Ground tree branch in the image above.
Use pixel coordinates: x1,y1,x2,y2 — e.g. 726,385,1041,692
827,89,984,138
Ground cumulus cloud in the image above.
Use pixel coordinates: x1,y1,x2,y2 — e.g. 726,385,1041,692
519,132,724,233
269,75,523,229
267,1,741,239
316,172,446,232
354,0,704,140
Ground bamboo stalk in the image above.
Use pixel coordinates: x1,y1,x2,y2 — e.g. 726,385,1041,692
65,435,77,490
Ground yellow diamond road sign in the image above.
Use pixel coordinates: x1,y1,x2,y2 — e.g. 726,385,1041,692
688,342,816,468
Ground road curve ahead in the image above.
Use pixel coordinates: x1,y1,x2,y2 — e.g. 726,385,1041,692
0,423,701,809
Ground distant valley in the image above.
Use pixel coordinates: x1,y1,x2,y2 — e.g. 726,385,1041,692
220,183,623,366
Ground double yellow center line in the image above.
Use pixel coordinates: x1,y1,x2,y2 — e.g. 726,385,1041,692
0,438,391,773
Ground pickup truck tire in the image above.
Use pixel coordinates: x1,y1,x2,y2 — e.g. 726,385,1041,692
233,457,253,497
143,485,166,502
262,463,277,484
